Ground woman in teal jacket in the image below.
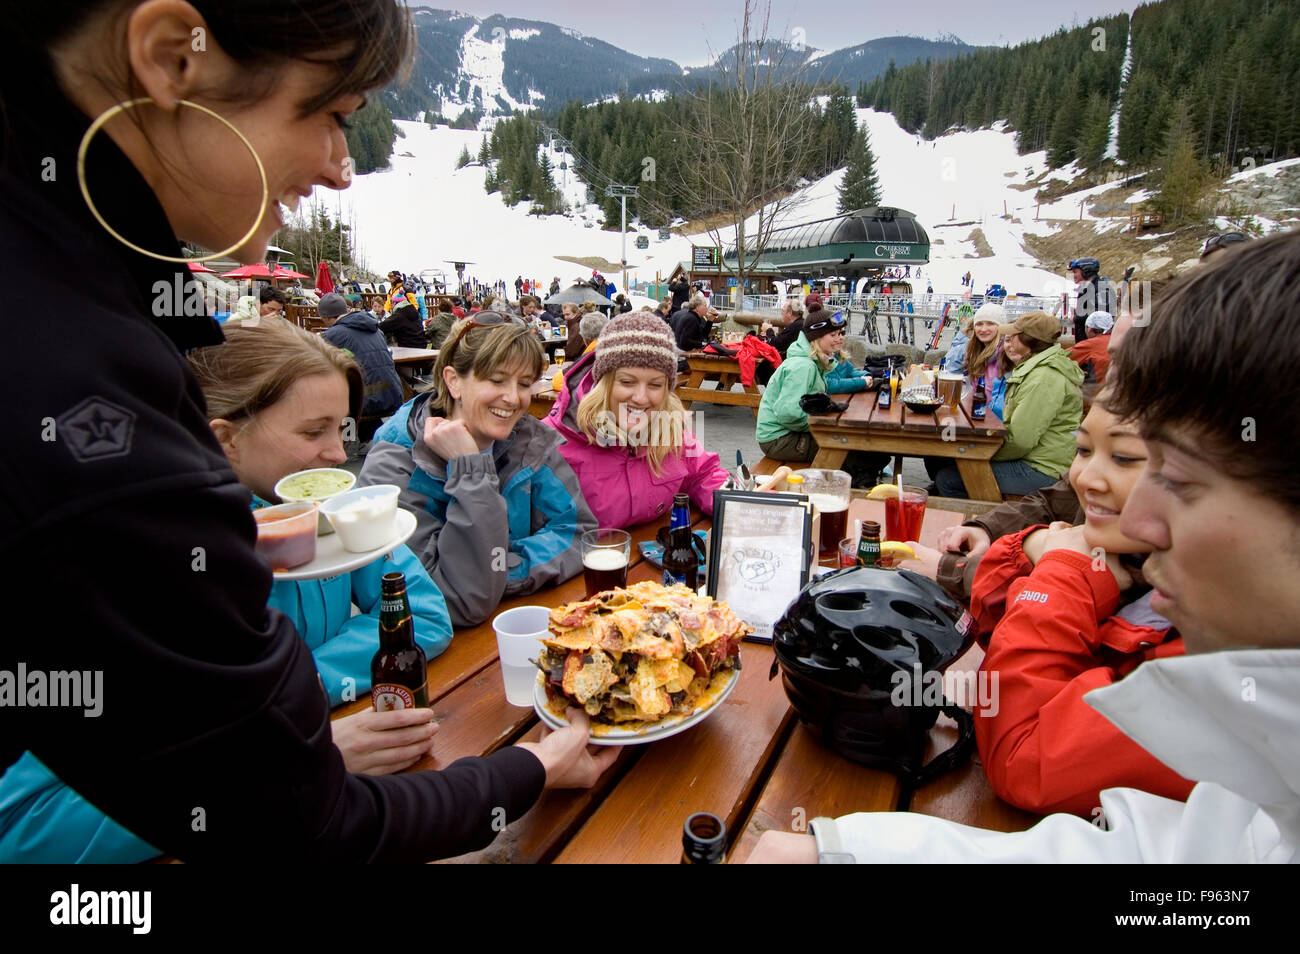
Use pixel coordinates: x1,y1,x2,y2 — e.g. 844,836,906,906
756,307,883,481
0,321,453,862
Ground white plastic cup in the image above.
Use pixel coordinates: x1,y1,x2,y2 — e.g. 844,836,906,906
492,606,550,707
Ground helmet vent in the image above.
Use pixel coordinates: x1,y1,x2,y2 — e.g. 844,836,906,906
890,600,945,627
852,626,899,651
819,592,870,613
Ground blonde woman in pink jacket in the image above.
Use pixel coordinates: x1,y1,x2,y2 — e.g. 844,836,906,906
543,313,729,528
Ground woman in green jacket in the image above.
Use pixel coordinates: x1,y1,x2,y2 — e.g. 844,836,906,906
756,306,884,483
936,312,1083,498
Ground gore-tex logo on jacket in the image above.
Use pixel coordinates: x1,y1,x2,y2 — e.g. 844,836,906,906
1015,590,1050,605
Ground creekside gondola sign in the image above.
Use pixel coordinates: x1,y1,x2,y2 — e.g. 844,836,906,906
874,243,914,260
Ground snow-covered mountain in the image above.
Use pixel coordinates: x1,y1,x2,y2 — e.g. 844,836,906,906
387,8,682,123
386,8,974,124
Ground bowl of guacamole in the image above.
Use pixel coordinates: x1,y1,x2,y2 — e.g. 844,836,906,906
274,468,356,534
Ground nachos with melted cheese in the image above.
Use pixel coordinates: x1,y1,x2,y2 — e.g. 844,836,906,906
537,581,750,728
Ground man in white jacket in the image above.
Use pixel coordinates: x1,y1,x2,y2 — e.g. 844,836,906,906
749,230,1300,864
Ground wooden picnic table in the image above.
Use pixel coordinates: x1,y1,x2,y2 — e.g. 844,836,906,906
806,389,1008,502
329,501,1038,863
677,351,763,418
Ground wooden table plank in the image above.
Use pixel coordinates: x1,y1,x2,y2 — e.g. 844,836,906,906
434,558,677,864
552,643,791,864
729,718,902,863
389,347,439,365
439,723,642,863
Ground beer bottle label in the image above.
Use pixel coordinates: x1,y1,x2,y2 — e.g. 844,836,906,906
381,597,406,614
858,540,882,566
372,682,427,711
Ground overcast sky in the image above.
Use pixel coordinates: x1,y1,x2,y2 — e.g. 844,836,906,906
424,1,1135,65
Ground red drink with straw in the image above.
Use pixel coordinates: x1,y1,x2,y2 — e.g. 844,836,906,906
884,486,928,543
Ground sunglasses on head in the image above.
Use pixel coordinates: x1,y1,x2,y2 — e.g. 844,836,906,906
441,313,509,364
805,313,847,335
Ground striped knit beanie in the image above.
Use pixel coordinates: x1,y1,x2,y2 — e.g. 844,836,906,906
592,312,678,389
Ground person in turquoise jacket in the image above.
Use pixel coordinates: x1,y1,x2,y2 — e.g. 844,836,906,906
0,320,453,863
756,307,884,483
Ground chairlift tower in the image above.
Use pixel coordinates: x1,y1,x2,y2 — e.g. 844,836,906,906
605,184,639,295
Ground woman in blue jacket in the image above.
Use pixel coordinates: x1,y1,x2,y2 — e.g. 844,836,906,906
0,321,454,862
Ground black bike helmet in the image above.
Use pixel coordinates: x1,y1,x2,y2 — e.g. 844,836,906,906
1201,231,1249,258
770,566,978,783
1068,257,1100,279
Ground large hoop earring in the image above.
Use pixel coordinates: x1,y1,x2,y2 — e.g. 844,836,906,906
76,97,269,264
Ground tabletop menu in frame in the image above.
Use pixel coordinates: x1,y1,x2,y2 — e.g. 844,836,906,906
707,490,813,642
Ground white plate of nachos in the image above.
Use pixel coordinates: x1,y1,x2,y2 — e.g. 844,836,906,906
530,581,750,745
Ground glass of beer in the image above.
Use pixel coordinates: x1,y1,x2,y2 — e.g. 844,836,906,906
937,372,963,408
795,469,852,559
581,528,630,597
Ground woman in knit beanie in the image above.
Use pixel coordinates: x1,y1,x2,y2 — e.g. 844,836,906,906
542,312,729,528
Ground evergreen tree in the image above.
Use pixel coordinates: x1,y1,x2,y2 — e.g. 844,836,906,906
837,124,882,212
1076,91,1112,172
342,100,399,174
1150,98,1212,226
1117,68,1161,168
483,168,498,194
477,137,491,166
823,87,857,168
455,144,471,169
1046,97,1082,168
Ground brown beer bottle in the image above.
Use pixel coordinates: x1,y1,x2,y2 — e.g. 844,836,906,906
681,812,726,864
371,571,429,710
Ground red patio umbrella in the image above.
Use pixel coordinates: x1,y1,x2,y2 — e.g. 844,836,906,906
220,263,274,279
315,261,334,294
220,263,311,280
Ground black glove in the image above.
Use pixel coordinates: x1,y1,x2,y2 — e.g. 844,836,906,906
799,393,848,415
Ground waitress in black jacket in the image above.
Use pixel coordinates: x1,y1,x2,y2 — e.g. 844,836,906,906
0,0,612,864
